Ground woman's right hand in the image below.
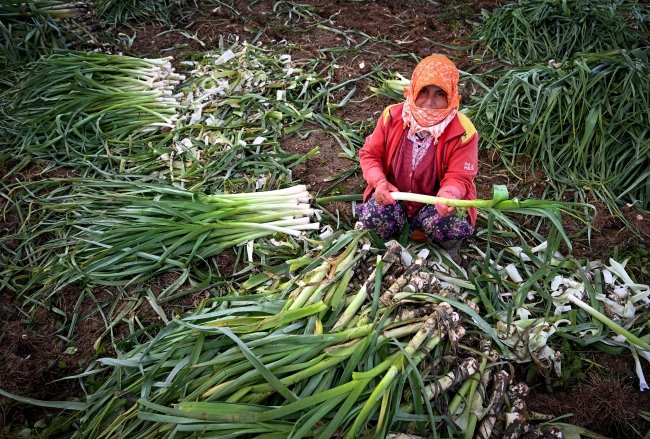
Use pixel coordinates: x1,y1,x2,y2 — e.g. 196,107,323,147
374,180,398,205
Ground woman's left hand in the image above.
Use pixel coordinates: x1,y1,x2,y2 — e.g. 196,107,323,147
435,188,457,217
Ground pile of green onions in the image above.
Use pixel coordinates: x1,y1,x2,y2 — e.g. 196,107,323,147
2,179,319,303
65,233,512,439
4,231,647,436
0,51,185,167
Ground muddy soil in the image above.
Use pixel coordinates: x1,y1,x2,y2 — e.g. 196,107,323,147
1,1,649,438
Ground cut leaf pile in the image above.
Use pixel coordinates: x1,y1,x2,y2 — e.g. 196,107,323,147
472,0,650,64
466,49,650,213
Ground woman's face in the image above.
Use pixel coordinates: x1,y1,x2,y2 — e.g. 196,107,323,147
415,85,447,109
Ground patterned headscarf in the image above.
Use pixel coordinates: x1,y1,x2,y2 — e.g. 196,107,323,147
402,54,461,141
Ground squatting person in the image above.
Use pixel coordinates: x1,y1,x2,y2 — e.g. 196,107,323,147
356,54,478,261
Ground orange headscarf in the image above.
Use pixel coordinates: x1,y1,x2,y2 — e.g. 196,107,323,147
402,55,461,141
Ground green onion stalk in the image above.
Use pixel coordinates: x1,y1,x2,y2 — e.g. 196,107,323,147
565,294,650,352
458,340,492,438
391,184,595,252
331,242,403,331
477,370,511,439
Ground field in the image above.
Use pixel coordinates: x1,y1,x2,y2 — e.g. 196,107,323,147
1,1,650,438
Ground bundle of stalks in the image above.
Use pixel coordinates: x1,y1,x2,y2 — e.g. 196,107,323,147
0,1,94,68
0,51,185,168
1,179,319,304
63,232,505,439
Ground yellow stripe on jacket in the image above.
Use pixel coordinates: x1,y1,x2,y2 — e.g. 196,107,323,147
457,112,477,144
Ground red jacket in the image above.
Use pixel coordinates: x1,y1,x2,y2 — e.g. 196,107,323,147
359,103,479,225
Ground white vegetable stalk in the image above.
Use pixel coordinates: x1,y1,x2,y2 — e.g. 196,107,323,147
504,264,523,283
214,184,308,198
630,348,649,391
566,294,650,352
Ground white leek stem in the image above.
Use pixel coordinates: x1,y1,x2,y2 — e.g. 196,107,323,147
216,185,307,198
566,294,650,351
630,348,649,391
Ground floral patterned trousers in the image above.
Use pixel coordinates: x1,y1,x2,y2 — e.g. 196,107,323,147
355,198,474,242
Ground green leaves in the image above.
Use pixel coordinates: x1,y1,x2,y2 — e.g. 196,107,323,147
467,50,650,213
0,51,184,169
0,2,93,69
2,179,318,301
94,0,187,26
0,388,85,410
473,0,650,65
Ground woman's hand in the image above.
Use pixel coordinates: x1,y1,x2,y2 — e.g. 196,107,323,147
435,188,458,217
374,180,398,205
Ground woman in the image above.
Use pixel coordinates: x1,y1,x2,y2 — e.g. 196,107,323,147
356,54,478,260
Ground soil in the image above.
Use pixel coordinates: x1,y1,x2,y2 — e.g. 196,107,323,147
2,1,650,438
527,354,650,437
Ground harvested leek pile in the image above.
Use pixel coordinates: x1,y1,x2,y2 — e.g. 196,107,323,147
460,232,650,387
60,230,647,438
0,1,94,69
472,0,650,65
0,51,185,169
1,179,319,303
0,41,366,187
168,40,367,191
68,234,514,439
466,49,650,212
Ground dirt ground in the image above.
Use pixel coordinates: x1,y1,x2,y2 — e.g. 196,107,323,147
1,0,649,438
